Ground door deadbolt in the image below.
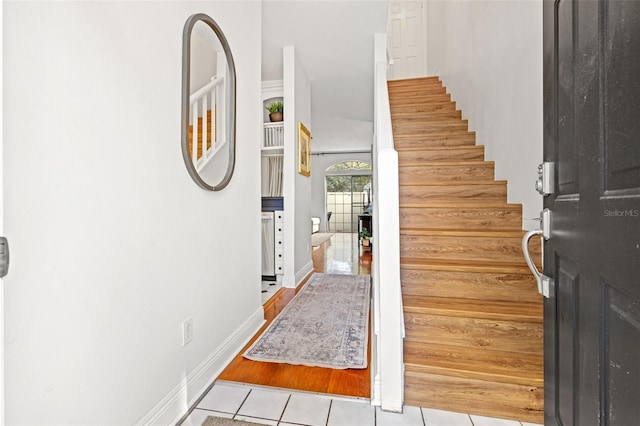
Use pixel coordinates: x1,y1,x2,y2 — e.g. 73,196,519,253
536,162,554,196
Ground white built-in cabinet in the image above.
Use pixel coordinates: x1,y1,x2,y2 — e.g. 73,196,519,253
274,210,284,276
261,81,284,197
261,81,285,282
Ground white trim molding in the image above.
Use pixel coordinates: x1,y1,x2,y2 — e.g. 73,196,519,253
136,308,265,426
295,260,314,288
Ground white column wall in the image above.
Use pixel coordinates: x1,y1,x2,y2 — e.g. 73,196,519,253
3,1,262,424
283,46,313,287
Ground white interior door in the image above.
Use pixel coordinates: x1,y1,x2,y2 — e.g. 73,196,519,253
387,0,426,80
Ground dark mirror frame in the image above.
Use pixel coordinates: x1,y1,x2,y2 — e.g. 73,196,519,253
181,13,237,191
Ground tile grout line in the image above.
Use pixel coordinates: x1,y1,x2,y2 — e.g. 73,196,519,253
232,387,253,419
324,400,332,426
276,394,292,425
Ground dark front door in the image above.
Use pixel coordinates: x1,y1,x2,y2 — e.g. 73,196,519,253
543,1,640,425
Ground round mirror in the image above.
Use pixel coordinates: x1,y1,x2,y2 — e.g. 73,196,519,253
181,14,236,191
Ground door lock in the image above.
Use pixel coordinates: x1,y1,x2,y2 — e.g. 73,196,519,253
535,162,554,196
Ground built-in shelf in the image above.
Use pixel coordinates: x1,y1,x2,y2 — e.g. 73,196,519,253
262,121,284,155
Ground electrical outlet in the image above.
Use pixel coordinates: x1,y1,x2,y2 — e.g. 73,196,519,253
182,317,193,347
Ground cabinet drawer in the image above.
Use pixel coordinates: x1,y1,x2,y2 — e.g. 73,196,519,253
275,248,284,262
275,260,284,275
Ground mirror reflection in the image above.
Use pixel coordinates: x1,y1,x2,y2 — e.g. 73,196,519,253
182,14,236,191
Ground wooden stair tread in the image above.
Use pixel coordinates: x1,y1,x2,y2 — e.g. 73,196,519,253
394,118,468,126
400,180,507,187
400,205,522,231
393,123,469,133
388,76,441,85
390,108,462,116
397,147,485,163
400,258,532,274
404,341,543,386
399,228,527,238
388,89,447,97
400,202,519,208
402,295,542,322
393,132,475,140
399,181,507,189
389,93,451,105
398,160,493,168
391,109,461,118
399,200,511,208
401,160,491,167
390,100,456,108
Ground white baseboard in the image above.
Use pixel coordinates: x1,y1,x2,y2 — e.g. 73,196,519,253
295,260,314,288
136,307,265,426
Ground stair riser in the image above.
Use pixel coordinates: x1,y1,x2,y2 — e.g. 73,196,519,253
404,313,543,353
399,184,507,203
399,164,494,185
393,124,469,136
391,105,457,116
388,77,441,87
390,92,451,101
394,133,476,149
404,341,544,386
404,372,543,424
388,87,447,96
397,147,484,164
391,111,463,122
400,234,529,263
401,269,540,303
404,342,543,386
390,98,455,108
400,207,522,230
391,103,457,114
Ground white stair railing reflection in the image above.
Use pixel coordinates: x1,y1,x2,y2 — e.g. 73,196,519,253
189,53,228,172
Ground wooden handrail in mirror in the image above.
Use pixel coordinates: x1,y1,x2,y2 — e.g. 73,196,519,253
181,13,236,191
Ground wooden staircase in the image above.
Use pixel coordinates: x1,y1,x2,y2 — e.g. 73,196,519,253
188,110,213,160
388,77,544,423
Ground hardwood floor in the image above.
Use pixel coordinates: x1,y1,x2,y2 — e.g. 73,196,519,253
217,232,373,398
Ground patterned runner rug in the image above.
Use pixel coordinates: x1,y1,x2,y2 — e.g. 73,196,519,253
243,273,371,369
202,415,270,426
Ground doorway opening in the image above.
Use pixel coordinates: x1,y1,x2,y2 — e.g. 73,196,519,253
325,161,372,233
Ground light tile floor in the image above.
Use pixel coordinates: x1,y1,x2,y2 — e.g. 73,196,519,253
261,280,280,304
181,382,543,426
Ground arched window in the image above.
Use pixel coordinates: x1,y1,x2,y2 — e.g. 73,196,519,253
326,161,372,172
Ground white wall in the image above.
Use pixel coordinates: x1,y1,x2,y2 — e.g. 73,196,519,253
426,1,543,229
3,1,262,424
190,25,218,93
283,47,313,287
310,152,372,232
